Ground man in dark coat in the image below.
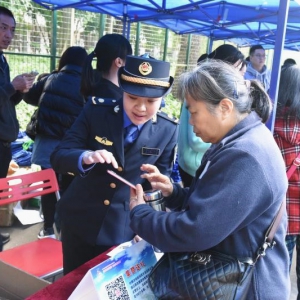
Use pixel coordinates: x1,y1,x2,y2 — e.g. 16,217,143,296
0,6,36,247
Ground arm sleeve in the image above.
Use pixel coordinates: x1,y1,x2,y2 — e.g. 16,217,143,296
50,106,93,175
0,83,16,107
23,76,48,106
130,149,273,253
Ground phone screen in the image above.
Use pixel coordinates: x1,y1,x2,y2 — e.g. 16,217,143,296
107,170,136,189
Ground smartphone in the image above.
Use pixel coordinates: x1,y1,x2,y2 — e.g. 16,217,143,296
24,70,39,77
29,70,39,76
107,170,136,190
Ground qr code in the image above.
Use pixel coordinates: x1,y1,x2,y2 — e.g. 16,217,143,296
105,275,130,300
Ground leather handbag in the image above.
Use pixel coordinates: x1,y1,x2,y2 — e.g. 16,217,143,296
25,108,39,140
148,199,285,300
149,250,254,300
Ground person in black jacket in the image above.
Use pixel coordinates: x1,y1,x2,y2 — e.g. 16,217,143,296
0,6,36,247
23,46,88,239
80,33,132,100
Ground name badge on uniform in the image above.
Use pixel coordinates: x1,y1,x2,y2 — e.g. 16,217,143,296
95,136,113,146
141,147,160,156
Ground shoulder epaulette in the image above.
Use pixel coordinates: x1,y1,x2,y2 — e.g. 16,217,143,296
157,111,179,124
88,96,119,106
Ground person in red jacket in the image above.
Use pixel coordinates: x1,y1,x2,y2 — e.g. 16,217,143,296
274,64,300,299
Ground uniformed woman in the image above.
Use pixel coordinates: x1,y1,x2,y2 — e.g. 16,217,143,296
50,54,178,274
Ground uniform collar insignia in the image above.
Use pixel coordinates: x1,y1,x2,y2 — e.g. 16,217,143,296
92,96,105,104
114,105,120,113
95,136,113,146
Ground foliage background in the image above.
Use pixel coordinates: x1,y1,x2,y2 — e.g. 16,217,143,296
2,0,208,129
4,0,300,131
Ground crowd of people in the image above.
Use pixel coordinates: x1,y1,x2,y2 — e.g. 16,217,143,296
1,4,300,299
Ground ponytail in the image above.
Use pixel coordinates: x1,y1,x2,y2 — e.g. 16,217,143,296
249,80,272,123
80,52,96,98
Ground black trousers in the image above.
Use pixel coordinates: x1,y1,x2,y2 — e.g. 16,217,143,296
41,167,74,230
0,142,11,250
61,222,111,275
0,142,11,178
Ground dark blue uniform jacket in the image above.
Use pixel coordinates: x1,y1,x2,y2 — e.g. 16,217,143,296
51,97,178,246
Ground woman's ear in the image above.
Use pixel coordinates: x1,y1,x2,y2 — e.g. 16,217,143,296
219,98,234,119
114,57,123,68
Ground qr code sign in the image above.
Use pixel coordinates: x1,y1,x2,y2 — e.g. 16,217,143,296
105,275,130,300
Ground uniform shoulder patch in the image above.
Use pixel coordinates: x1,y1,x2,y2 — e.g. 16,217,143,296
157,111,179,124
88,96,120,106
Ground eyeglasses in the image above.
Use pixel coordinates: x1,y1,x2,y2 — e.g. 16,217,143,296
252,54,266,59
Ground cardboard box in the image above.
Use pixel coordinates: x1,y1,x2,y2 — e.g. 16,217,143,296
0,260,50,300
0,166,42,227
0,203,16,227
0,199,31,226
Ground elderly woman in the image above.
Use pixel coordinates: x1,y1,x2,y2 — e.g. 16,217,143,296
129,60,290,299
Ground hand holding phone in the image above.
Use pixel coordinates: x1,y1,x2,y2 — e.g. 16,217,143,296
107,170,136,190
24,70,39,77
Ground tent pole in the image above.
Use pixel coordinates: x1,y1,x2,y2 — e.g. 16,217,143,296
266,0,290,132
99,14,106,38
122,4,130,39
185,34,192,70
135,23,141,56
207,36,213,54
50,10,57,72
163,29,169,61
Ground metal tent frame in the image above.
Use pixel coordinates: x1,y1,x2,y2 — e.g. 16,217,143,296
31,0,297,130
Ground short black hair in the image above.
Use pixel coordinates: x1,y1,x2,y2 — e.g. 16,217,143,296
0,6,15,24
249,45,264,55
208,44,244,65
197,53,208,63
283,58,296,66
58,46,88,71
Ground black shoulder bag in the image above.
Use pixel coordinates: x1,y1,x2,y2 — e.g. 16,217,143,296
148,199,286,300
26,108,39,140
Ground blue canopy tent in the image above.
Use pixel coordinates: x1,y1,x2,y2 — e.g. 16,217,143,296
31,0,300,48
31,0,299,130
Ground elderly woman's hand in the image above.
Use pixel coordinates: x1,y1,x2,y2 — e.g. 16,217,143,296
140,164,173,197
129,184,146,210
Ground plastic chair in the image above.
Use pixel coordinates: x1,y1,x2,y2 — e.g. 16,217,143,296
0,168,63,282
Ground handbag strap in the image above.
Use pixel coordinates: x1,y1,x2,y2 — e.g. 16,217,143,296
255,198,286,261
258,152,300,256
255,157,294,261
286,152,300,180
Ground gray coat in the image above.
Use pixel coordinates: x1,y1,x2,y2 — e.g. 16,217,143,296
130,112,290,299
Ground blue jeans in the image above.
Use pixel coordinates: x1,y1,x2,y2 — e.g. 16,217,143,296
286,234,300,300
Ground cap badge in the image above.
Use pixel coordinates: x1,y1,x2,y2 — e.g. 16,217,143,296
139,62,152,76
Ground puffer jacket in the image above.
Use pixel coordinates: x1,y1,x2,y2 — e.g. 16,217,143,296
23,64,85,139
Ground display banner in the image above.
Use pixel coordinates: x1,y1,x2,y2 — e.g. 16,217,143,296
68,240,158,300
